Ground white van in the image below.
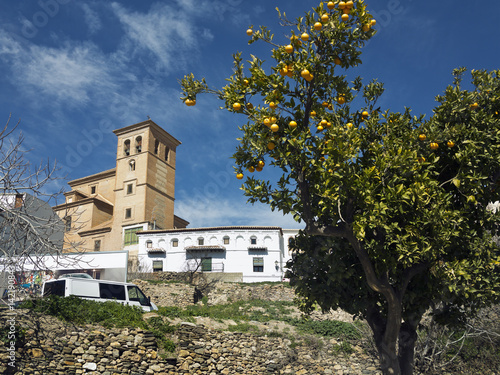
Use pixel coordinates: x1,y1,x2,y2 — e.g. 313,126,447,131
41,278,158,312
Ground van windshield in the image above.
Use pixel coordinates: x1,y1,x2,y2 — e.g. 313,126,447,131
127,286,150,306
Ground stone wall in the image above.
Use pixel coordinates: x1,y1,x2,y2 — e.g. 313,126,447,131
0,310,382,375
132,279,296,308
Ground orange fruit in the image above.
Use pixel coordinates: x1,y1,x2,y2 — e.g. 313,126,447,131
418,134,426,141
338,1,346,9
346,0,354,8
301,69,311,78
470,102,479,110
327,1,335,10
346,122,353,129
362,24,371,32
270,116,277,123
270,124,279,132
185,99,196,106
310,110,317,117
322,101,329,107
337,96,346,105
285,44,294,53
246,29,253,36
430,142,439,150
233,102,242,111
246,103,253,110
370,19,377,26
243,79,249,86
236,173,244,179
255,166,263,172
328,103,333,110
341,14,349,21
314,22,322,30
447,140,455,148
343,8,350,14
258,160,265,168
334,57,341,65
317,125,324,132
320,119,328,127
321,14,329,23
267,142,276,150
289,120,298,128
263,118,271,126
361,110,369,118
326,122,332,128
248,166,255,173
269,102,278,109
301,32,310,41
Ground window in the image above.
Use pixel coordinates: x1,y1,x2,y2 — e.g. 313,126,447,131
165,147,169,161
99,283,126,301
124,140,131,156
253,257,264,272
129,160,135,171
201,257,212,272
127,285,150,306
152,260,163,272
250,237,257,245
198,238,204,246
124,227,142,245
146,240,153,248
90,185,96,195
64,216,71,232
125,208,132,219
154,140,159,155
43,280,65,297
126,183,133,195
172,239,178,247
223,236,230,245
94,240,101,251
135,136,142,153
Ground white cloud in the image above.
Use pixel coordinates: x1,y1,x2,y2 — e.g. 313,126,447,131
80,3,102,34
0,34,115,106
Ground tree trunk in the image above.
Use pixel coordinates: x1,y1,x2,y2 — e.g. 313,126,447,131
398,320,419,375
367,305,402,375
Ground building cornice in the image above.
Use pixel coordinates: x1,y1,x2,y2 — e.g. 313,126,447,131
68,168,116,187
113,120,181,147
139,226,284,236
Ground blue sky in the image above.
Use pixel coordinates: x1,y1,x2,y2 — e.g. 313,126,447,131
0,0,499,229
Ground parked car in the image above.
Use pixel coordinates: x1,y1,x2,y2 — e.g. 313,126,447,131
41,278,157,312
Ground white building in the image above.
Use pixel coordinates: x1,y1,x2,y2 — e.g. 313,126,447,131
137,226,299,282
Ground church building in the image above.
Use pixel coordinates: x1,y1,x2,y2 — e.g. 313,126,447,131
53,120,189,265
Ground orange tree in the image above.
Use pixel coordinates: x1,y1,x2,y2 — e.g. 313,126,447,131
180,1,500,374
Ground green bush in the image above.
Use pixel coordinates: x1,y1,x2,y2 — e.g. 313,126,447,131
20,296,146,329
286,318,360,340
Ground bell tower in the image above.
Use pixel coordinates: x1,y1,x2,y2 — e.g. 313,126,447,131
110,120,181,253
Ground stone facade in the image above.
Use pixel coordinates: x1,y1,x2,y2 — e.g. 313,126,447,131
52,120,188,264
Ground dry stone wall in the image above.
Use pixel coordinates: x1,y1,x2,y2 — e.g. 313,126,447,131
0,310,382,375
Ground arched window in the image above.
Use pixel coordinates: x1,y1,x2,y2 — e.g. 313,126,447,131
129,159,136,171
124,140,131,156
154,140,159,155
250,236,257,245
135,136,142,153
165,146,170,161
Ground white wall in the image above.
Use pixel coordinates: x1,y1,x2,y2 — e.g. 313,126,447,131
137,227,299,282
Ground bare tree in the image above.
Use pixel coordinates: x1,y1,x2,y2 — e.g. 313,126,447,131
0,115,84,301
